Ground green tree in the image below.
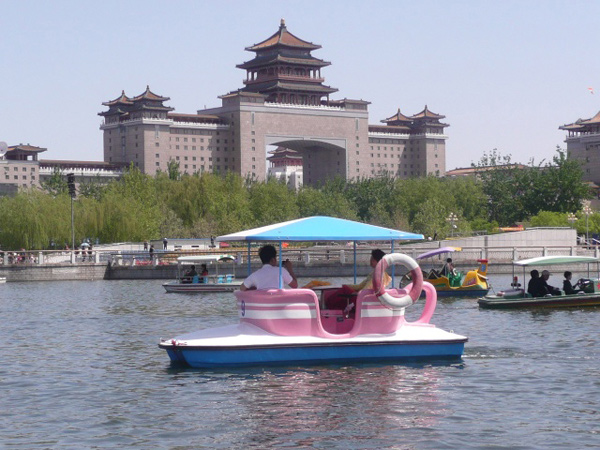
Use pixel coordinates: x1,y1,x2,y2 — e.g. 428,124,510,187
41,167,68,196
248,178,299,226
167,160,180,180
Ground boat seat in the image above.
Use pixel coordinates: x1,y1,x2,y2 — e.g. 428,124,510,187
427,269,440,279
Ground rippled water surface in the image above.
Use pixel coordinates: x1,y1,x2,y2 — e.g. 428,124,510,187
1,276,599,449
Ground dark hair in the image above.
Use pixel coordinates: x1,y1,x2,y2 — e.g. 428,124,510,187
371,249,386,262
530,269,539,278
259,245,277,264
446,258,453,263
564,271,572,278
190,265,195,270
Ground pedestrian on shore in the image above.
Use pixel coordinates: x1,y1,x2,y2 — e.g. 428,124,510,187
143,241,148,251
162,237,168,250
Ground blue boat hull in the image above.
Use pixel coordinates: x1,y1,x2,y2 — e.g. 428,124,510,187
161,340,466,368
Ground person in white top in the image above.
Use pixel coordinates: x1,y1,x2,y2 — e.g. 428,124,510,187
240,244,298,290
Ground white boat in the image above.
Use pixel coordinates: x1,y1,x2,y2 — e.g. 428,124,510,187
159,216,468,367
162,255,241,293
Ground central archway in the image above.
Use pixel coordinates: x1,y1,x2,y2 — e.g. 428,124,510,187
265,136,347,186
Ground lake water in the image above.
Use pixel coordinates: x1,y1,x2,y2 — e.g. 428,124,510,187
1,275,599,449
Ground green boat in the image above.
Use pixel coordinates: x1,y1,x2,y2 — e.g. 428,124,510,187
478,256,600,309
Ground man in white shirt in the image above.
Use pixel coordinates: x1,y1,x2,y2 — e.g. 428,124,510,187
240,244,298,290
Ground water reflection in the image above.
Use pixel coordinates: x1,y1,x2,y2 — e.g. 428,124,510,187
191,363,453,447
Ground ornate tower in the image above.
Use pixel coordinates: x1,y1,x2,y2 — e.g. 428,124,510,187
236,19,338,105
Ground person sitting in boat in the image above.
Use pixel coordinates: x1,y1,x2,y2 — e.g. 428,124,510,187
440,258,456,277
199,264,209,283
182,265,199,284
540,270,561,296
527,270,543,297
562,271,581,295
240,244,298,291
324,249,391,313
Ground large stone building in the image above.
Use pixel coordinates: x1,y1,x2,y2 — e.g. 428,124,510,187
0,144,123,195
560,110,600,184
99,20,448,186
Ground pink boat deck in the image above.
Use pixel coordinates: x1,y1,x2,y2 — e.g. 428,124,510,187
235,283,438,339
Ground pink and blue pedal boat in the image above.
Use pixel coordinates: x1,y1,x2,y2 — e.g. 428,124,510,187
158,217,468,367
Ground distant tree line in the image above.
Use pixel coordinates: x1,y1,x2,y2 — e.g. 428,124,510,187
0,148,595,250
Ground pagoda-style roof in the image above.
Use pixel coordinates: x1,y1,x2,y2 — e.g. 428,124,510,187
381,108,412,125
244,80,337,94
268,147,301,157
580,110,600,125
370,106,449,133
410,105,446,120
130,85,170,102
98,107,128,117
102,91,134,107
99,86,173,118
559,120,586,131
238,53,330,70
8,144,47,153
246,19,320,51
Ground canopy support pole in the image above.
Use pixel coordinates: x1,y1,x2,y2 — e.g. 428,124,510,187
353,241,357,284
391,240,395,285
278,241,283,289
247,242,251,276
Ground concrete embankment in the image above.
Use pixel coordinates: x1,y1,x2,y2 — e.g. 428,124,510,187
0,260,525,282
1,228,596,282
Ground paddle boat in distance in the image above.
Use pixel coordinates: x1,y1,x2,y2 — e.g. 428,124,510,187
162,254,241,293
478,255,600,309
408,247,490,297
158,216,467,367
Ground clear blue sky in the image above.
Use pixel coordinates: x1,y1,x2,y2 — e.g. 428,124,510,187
1,0,599,170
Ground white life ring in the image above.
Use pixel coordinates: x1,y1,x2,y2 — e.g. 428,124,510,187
373,253,423,310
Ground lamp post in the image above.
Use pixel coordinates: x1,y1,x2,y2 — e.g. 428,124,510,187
567,213,578,228
582,204,592,245
446,212,458,237
67,173,76,250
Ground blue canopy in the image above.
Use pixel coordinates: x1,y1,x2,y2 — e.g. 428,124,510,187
216,216,424,242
